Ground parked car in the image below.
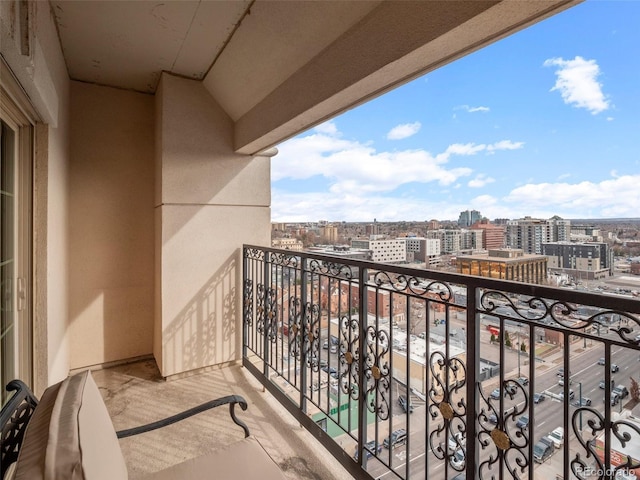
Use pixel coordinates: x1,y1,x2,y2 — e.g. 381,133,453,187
548,427,564,448
516,377,529,386
384,429,407,449
490,388,501,400
533,393,545,404
533,439,554,463
516,415,529,429
398,395,413,413
354,440,382,461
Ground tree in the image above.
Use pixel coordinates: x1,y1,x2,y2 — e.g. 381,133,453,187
520,342,527,353
490,333,496,344
505,331,512,348
631,377,640,403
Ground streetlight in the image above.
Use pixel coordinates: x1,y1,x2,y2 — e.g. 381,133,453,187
517,323,522,378
578,382,583,430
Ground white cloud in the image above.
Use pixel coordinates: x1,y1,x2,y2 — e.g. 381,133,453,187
313,121,339,135
386,122,421,140
271,174,640,222
557,173,571,180
455,105,490,113
543,56,610,114
503,175,640,218
607,117,614,121
486,140,525,154
468,174,495,188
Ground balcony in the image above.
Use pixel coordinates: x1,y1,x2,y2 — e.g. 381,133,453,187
241,245,640,480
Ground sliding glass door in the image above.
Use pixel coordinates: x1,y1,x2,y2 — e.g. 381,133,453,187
0,88,33,405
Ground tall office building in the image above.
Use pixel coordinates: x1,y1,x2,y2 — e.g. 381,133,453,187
458,209,482,227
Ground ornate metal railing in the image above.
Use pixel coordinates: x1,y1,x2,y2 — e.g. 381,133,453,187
242,245,640,480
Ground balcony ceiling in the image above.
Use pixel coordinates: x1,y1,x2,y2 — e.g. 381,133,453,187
51,0,580,154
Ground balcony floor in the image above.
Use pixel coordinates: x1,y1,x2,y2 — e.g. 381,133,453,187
92,358,353,480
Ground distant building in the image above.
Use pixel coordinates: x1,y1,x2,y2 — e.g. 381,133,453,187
272,237,303,251
506,216,571,254
319,224,339,243
471,220,505,250
542,242,614,280
351,238,406,263
306,245,371,261
365,220,380,236
427,219,440,230
457,249,548,284
405,237,441,266
458,209,482,227
570,224,603,242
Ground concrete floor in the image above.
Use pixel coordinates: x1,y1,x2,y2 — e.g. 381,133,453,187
92,358,354,480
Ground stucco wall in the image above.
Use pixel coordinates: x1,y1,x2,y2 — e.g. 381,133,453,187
68,81,155,369
1,1,71,388
155,73,271,377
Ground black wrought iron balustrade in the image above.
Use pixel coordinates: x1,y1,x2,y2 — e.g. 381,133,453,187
242,245,640,480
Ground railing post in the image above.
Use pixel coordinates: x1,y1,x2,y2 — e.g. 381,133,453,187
465,284,479,480
262,250,270,378
242,246,248,359
357,266,368,467
300,256,309,413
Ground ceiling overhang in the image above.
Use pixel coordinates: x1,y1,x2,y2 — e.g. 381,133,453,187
51,0,581,155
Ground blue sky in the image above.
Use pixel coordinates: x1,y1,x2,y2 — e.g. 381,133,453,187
271,1,640,223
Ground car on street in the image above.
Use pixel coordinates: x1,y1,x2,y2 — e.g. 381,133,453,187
558,376,572,386
533,393,545,404
572,397,592,406
450,449,465,469
384,429,407,449
599,379,615,390
613,385,629,399
548,427,564,448
533,439,554,463
353,440,382,461
558,389,575,401
398,394,413,413
448,432,466,451
516,415,529,429
598,357,606,365
611,364,620,373
516,377,529,386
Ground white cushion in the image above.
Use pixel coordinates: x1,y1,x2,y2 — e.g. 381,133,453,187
14,371,128,480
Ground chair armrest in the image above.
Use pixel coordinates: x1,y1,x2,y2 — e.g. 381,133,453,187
1,380,39,478
115,394,250,439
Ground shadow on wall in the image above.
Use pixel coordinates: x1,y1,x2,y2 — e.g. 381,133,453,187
163,253,239,376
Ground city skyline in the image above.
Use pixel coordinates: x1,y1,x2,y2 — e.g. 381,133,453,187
271,1,640,223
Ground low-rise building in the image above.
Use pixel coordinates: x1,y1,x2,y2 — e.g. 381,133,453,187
457,249,548,284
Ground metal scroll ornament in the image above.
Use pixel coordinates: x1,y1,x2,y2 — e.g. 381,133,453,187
491,429,510,451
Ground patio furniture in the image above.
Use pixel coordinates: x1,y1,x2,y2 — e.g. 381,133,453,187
1,371,287,479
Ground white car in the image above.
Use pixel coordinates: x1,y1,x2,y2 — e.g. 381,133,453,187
548,427,564,448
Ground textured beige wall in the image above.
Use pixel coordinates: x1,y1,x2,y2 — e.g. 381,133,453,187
156,74,270,377
68,81,155,369
1,1,72,387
